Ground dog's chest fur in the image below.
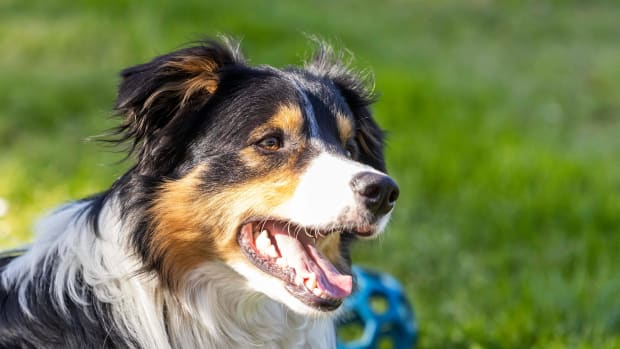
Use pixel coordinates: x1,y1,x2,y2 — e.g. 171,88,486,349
1,201,336,348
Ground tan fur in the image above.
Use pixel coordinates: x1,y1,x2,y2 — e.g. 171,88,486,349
149,166,306,290
246,104,305,142
164,56,220,95
271,104,305,135
142,55,220,113
242,104,305,167
148,167,216,289
336,113,354,144
148,103,348,291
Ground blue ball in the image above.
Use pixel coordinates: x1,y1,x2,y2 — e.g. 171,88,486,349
336,266,417,349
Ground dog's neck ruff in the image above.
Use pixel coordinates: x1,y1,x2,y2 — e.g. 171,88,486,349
0,198,336,349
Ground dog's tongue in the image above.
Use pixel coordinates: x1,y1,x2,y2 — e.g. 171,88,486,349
304,243,352,298
267,223,352,299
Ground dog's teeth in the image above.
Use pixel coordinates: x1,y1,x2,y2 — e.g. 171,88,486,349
276,257,288,268
312,287,322,297
259,229,270,241
255,230,271,250
295,275,304,286
304,273,317,290
265,245,279,258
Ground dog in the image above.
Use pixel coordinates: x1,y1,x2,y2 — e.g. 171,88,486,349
0,38,399,348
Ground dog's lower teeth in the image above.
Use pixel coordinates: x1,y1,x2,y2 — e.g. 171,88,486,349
276,257,286,267
255,230,270,249
245,221,350,305
265,245,279,258
295,275,304,286
304,273,317,290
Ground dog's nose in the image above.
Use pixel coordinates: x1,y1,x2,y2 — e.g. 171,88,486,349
350,172,399,216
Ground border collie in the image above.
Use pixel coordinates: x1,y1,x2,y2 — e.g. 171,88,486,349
0,38,399,348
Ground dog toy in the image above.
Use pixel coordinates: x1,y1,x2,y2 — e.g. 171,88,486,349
336,266,417,349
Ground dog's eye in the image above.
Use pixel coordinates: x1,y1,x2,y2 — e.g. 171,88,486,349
344,141,358,159
256,136,282,152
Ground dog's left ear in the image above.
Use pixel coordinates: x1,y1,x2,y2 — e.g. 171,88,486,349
114,39,244,165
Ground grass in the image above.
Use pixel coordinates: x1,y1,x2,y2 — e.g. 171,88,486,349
1,0,619,347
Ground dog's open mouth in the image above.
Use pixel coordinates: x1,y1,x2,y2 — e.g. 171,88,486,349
238,220,359,311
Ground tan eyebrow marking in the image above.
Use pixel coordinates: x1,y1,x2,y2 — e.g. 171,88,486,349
270,104,304,135
336,113,354,144
245,104,304,143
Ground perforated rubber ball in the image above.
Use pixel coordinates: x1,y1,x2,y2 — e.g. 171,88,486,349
336,266,417,349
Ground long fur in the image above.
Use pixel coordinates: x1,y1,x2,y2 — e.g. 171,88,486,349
0,38,395,348
1,199,336,348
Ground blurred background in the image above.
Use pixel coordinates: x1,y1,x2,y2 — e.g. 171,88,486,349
1,0,619,347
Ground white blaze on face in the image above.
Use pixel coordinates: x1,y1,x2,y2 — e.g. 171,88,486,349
274,152,392,232
276,74,394,236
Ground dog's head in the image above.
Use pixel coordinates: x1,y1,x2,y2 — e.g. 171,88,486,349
114,39,399,315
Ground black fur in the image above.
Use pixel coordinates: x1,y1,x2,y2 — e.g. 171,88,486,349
0,38,384,348
0,248,136,348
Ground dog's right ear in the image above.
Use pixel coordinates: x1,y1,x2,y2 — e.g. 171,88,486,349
114,39,244,162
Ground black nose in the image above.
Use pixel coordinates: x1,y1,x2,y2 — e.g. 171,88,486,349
350,172,400,216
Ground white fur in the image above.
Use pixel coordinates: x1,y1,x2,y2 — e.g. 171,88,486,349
172,262,336,348
275,152,393,232
1,198,337,348
227,152,394,318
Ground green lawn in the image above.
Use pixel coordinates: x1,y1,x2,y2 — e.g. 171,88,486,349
1,1,619,347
